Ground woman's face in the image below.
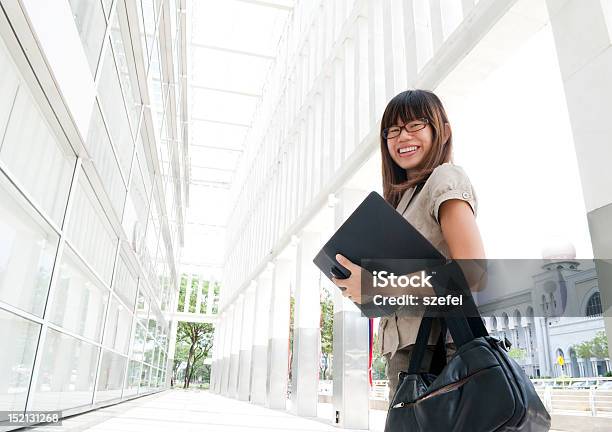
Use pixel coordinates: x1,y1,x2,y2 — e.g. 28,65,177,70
385,118,434,172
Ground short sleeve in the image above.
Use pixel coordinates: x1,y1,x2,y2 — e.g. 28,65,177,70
427,163,477,224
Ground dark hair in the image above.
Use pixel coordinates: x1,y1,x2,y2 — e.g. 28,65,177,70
380,89,453,208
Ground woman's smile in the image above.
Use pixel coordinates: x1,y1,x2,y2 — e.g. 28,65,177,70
397,145,420,157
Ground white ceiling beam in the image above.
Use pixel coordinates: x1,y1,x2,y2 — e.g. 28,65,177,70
190,143,244,153
190,41,275,60
192,165,236,172
190,116,251,128
190,82,262,98
233,0,293,11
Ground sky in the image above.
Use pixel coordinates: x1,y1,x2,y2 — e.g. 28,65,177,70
439,24,594,259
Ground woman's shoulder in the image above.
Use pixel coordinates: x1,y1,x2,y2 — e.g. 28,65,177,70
428,162,471,182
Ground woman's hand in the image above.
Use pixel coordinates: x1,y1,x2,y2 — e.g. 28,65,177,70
330,254,370,304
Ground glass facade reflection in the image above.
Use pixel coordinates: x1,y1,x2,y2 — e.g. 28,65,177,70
0,0,185,423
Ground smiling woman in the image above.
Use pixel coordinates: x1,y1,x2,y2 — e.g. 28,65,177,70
331,89,486,404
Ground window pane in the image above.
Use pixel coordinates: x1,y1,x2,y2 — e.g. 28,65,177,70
48,246,110,342
98,46,134,179
96,350,127,402
103,296,132,354
110,1,142,132
131,323,146,362
0,38,19,140
31,329,99,411
0,174,59,316
66,171,118,285
112,254,138,311
139,364,151,393
68,0,106,74
123,359,141,397
0,308,40,419
0,79,75,227
85,103,127,217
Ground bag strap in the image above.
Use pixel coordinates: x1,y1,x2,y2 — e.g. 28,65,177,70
407,317,448,375
407,260,489,373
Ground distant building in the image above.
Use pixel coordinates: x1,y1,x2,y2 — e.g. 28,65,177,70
477,242,608,378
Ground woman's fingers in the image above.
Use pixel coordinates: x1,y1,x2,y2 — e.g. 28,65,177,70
335,253,356,271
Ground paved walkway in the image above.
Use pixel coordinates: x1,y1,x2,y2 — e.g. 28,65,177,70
23,390,386,432
22,389,567,432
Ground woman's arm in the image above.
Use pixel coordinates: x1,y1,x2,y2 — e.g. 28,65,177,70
438,199,485,259
439,199,487,292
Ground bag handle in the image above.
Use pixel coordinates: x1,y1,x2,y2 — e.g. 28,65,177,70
407,260,489,373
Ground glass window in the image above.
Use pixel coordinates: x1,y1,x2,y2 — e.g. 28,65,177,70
144,331,155,365
0,173,59,317
136,285,150,328
0,308,40,419
586,292,603,317
109,1,142,132
66,170,118,285
30,328,99,411
47,246,110,342
0,79,75,226
68,0,107,74
131,323,146,362
0,38,19,141
98,46,134,180
123,359,141,397
112,254,138,311
96,350,127,402
103,296,132,354
139,364,151,393
85,103,127,217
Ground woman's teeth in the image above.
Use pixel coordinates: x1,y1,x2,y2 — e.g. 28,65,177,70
399,146,417,154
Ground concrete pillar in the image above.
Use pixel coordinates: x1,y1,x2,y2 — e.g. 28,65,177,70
221,306,235,396
210,321,221,392
266,257,294,409
238,283,256,401
290,230,322,417
331,189,370,429
228,295,244,398
166,319,178,386
251,265,273,404
545,0,612,359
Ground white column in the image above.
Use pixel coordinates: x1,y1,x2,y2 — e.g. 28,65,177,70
221,306,235,396
331,189,370,429
206,276,216,315
266,257,294,409
290,230,322,417
210,321,221,392
228,294,244,398
251,265,273,404
545,0,612,359
238,282,256,401
184,273,193,313
166,319,179,386
195,276,203,314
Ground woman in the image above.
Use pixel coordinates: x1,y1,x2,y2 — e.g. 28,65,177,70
331,89,486,402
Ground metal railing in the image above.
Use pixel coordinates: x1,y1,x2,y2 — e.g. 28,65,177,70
319,377,612,417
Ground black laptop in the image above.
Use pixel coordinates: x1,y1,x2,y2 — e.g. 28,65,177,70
312,191,446,317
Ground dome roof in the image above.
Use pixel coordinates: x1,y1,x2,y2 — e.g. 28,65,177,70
541,239,576,260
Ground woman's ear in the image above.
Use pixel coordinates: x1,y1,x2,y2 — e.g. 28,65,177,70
443,122,451,145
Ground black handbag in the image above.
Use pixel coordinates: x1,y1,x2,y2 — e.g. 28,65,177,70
384,262,551,432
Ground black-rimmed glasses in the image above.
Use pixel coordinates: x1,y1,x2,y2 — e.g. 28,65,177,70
382,118,429,139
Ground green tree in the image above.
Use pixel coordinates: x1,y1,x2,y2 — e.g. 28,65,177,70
592,331,609,359
371,331,387,380
176,322,214,388
508,347,526,361
320,289,333,379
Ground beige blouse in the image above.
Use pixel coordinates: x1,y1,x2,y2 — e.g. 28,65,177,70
378,162,478,357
